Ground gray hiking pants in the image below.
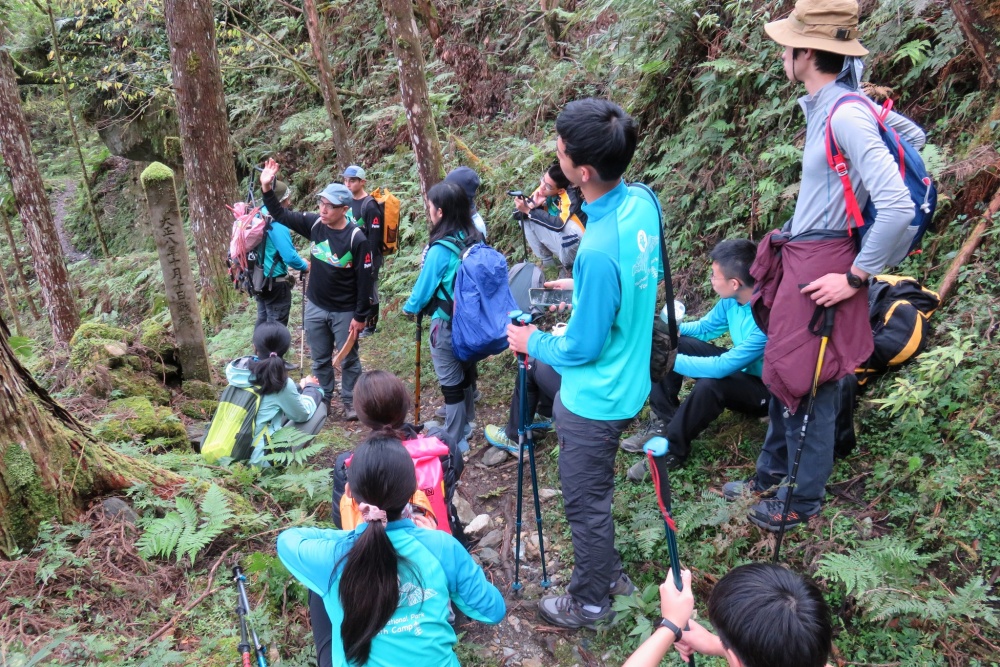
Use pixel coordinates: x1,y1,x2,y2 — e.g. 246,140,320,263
554,393,633,609
304,300,361,407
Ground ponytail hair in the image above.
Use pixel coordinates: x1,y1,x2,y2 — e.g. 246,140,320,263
248,322,291,395
354,370,410,438
337,434,417,665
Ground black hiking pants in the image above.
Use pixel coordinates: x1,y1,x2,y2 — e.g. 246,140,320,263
649,337,769,459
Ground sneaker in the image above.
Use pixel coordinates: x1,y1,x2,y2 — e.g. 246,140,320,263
473,389,482,402
537,594,614,630
609,572,636,597
620,418,666,453
748,498,816,532
435,405,446,419
484,425,519,454
357,325,377,339
627,453,684,484
722,478,777,502
343,405,358,421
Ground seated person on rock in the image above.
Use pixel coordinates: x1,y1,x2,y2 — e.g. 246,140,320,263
224,321,325,465
622,563,833,667
513,160,587,276
624,239,768,482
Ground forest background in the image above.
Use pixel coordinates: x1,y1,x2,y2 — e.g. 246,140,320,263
0,0,999,665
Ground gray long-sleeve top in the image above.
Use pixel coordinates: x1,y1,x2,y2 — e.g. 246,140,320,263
789,81,926,276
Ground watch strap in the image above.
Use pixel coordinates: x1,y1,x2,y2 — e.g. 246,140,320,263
659,617,683,641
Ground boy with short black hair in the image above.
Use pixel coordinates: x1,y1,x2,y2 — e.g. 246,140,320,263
623,238,769,481
513,160,587,275
622,563,833,667
342,165,382,338
507,98,661,629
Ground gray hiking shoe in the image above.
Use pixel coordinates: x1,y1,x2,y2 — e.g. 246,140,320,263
537,594,614,630
627,453,684,484
609,572,636,597
620,418,666,453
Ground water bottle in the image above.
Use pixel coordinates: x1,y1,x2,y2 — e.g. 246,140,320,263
660,300,685,324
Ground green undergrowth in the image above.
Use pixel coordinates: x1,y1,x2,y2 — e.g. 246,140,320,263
3,0,999,664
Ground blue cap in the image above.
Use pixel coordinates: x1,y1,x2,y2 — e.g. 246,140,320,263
316,183,352,206
341,165,367,180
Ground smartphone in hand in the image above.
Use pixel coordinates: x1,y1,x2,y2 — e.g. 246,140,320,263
529,288,574,307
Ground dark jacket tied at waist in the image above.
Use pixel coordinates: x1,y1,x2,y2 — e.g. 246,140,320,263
750,229,873,413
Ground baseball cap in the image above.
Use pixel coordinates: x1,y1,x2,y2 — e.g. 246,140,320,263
316,183,353,207
272,180,290,202
764,0,868,56
341,165,367,180
445,166,481,210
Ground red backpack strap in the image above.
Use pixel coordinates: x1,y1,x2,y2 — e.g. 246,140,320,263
825,93,872,236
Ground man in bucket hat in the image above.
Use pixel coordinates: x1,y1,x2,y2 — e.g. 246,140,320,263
722,0,928,531
260,158,373,421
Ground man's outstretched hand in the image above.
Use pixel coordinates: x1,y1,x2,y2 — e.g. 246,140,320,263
260,158,279,192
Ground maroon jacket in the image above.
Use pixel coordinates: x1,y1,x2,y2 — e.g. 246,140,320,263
750,230,873,413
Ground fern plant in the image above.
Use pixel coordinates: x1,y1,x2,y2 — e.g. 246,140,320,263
136,484,236,565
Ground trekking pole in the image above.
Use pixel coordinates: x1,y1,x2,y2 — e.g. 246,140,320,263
773,305,836,564
646,438,695,667
299,269,308,381
414,313,423,423
233,565,269,667
510,310,550,592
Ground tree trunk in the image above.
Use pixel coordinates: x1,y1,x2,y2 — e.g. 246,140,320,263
0,204,40,320
950,0,999,83
0,34,79,344
0,259,23,336
303,0,354,171
540,0,566,58
413,0,444,41
163,0,239,327
380,0,445,203
0,312,186,555
140,163,212,383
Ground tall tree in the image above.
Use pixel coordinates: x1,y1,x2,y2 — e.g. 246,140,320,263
380,0,444,202
163,0,239,326
140,163,211,383
303,0,354,170
0,199,40,320
0,32,79,344
0,311,186,554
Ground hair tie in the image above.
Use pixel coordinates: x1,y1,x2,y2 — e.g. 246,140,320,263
269,352,278,357
358,503,387,526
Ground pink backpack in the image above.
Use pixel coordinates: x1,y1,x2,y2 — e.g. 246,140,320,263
226,202,270,296
402,436,453,534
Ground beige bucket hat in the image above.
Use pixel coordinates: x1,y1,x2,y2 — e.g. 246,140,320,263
764,0,869,56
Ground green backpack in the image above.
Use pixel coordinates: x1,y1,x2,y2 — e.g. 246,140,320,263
201,384,267,464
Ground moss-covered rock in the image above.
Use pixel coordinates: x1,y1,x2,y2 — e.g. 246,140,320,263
178,399,218,420
69,322,134,370
95,396,187,449
112,369,172,406
140,319,175,359
182,380,218,401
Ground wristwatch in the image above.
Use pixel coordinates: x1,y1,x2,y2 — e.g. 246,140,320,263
846,271,864,289
658,617,684,641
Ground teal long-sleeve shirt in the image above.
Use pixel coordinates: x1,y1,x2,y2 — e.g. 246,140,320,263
278,522,505,667
674,298,765,379
402,238,463,321
259,219,309,277
527,180,661,421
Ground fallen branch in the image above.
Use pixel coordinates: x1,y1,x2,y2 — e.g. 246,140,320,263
937,183,1000,304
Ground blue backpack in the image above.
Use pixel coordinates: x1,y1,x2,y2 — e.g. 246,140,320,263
435,238,517,363
825,93,936,267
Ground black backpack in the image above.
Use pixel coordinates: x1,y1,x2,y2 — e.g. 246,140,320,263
835,275,940,458
856,275,940,386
